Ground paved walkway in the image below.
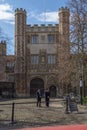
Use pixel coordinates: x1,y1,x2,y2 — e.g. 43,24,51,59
16,125,87,130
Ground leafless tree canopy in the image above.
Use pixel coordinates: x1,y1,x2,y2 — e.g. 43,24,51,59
63,0,87,96
58,0,87,93
67,0,87,54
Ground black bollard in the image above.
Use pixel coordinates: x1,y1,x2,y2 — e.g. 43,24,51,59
11,102,15,124
65,95,69,114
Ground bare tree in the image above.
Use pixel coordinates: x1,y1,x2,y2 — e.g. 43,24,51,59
68,0,87,53
58,1,87,95
67,0,87,96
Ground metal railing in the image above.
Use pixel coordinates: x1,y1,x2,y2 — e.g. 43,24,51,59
0,98,63,126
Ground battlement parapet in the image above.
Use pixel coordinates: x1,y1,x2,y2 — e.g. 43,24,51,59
15,8,26,14
0,40,6,44
26,24,58,32
59,6,69,13
27,24,58,28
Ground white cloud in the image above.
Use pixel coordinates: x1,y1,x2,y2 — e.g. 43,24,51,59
0,3,14,24
5,20,14,25
28,11,59,23
37,11,58,23
0,3,58,24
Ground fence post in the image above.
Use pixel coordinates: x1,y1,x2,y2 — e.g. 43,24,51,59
11,102,15,124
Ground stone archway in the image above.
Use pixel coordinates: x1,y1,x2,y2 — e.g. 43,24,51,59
49,86,56,97
30,78,44,97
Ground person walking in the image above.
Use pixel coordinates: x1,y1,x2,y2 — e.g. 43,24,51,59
36,89,41,107
45,88,50,107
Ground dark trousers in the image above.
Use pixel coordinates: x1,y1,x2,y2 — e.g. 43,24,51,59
37,97,41,107
45,98,49,107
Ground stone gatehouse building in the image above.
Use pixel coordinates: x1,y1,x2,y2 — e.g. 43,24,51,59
0,7,87,97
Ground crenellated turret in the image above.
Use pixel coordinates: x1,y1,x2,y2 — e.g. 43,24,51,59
58,7,70,87
15,8,26,72
0,40,6,55
15,8,27,96
58,6,70,52
59,7,70,36
15,8,26,13
15,8,26,55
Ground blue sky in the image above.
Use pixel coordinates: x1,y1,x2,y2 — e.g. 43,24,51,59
0,0,67,54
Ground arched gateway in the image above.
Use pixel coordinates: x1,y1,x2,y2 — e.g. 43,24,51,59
30,78,44,97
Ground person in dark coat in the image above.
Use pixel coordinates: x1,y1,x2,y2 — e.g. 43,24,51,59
45,88,50,107
36,89,41,107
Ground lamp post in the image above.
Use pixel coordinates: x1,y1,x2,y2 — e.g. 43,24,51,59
80,79,83,105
